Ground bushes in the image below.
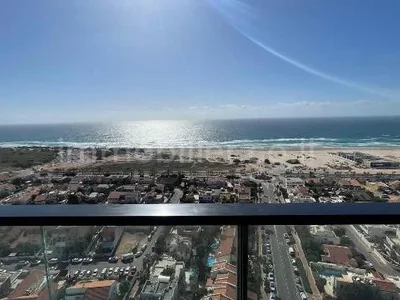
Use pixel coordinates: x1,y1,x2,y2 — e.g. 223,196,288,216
287,159,301,164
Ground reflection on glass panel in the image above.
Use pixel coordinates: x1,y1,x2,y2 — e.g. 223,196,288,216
0,225,236,300
253,225,400,300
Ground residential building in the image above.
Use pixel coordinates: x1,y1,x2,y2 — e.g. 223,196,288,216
286,177,305,188
204,263,257,300
322,245,358,267
310,226,340,245
215,227,236,264
339,179,363,191
65,280,117,300
360,225,396,238
234,186,252,203
7,270,56,300
140,255,184,300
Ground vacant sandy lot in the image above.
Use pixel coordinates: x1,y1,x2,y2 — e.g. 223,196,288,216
115,232,146,256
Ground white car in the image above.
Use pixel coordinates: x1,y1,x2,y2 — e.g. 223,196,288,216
268,272,274,281
292,259,296,266
269,294,277,300
300,292,307,300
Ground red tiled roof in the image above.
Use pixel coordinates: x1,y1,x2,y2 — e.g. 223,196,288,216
211,262,237,274
107,192,124,200
84,286,111,300
222,227,236,238
34,195,47,203
322,245,357,267
216,237,235,258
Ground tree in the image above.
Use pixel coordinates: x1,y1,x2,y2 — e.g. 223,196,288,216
333,227,346,237
264,158,271,164
336,283,396,300
161,267,175,277
118,280,130,300
314,273,327,293
233,158,241,164
154,237,166,256
11,177,24,186
340,236,354,247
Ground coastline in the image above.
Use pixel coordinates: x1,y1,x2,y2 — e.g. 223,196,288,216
1,146,399,175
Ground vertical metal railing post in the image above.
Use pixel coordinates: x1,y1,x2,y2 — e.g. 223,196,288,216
40,226,53,300
237,224,248,300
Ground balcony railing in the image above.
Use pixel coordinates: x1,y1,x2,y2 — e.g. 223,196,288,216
2,203,400,300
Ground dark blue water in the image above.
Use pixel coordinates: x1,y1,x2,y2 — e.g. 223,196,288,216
0,117,399,148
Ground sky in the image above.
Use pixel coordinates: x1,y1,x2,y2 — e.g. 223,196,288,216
1,0,400,124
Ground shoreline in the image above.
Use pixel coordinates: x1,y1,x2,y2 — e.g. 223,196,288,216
0,145,399,151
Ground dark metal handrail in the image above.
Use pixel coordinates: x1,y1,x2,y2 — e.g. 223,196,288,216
1,203,400,225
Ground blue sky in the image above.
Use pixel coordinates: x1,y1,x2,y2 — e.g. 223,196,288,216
1,0,400,124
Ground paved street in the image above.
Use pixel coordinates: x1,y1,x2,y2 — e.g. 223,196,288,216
268,224,301,300
344,225,400,277
256,179,300,300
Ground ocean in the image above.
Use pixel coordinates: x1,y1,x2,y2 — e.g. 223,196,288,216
0,117,399,149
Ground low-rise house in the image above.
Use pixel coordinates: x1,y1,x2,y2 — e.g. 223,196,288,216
286,177,305,188
96,184,113,193
7,269,57,300
204,263,257,300
107,191,140,204
206,177,226,189
65,280,117,300
234,186,251,203
339,179,363,191
215,227,236,264
322,245,357,267
140,255,184,300
199,191,214,203
310,226,340,245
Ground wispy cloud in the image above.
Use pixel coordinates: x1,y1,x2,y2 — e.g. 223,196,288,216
207,0,395,99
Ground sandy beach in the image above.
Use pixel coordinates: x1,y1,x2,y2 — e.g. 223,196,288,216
34,147,400,175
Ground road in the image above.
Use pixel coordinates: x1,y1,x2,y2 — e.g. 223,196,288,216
344,225,400,277
256,179,300,300
268,224,301,300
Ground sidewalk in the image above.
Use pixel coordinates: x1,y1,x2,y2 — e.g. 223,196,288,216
292,228,322,300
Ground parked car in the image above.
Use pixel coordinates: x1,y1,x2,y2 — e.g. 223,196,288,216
300,292,308,300
93,268,98,277
72,258,83,264
294,267,299,275
131,266,137,275
268,272,274,281
108,256,118,263
86,270,92,277
30,259,42,266
73,270,79,278
269,294,277,300
82,257,93,264
114,267,120,275
292,259,296,266
295,277,301,284
135,251,143,258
